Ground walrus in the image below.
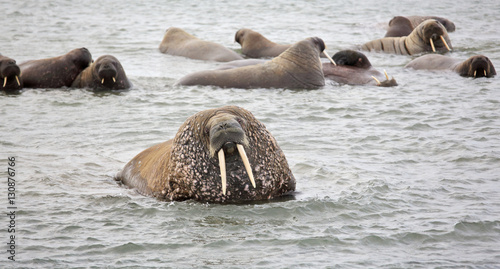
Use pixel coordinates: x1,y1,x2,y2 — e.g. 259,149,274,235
115,106,296,203
71,55,132,90
0,54,22,91
385,16,456,37
323,50,397,87
362,19,452,55
19,48,92,88
404,54,496,78
234,28,291,58
159,27,244,62
176,37,326,89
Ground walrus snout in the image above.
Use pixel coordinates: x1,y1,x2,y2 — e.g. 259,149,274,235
468,56,496,78
98,63,118,84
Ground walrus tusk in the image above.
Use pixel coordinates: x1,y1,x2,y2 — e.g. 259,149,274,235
484,70,487,77
474,70,477,78
15,76,20,86
218,149,227,195
323,51,336,66
237,144,256,188
430,38,436,52
3,77,6,87
101,78,105,84
112,77,116,83
440,35,451,51
371,76,381,86
384,70,389,80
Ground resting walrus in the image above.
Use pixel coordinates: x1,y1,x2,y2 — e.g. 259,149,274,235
362,19,452,55
71,55,132,90
404,54,496,78
115,106,296,203
176,37,326,89
385,15,456,37
159,27,244,62
234,28,291,58
0,54,22,91
323,50,397,87
19,48,92,88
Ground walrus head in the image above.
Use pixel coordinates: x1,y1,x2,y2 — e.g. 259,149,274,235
167,106,296,203
0,56,22,90
332,50,372,69
93,55,120,86
417,19,452,53
71,47,93,70
459,55,496,78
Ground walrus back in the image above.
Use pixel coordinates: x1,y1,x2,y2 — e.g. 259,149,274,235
361,37,409,55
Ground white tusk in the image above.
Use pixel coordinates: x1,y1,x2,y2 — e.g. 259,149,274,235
371,76,381,86
430,38,436,52
101,78,104,84
440,35,451,51
112,77,116,83
218,149,227,195
474,70,477,78
484,70,487,77
3,77,6,87
384,70,389,80
236,144,256,188
15,76,20,86
323,51,336,66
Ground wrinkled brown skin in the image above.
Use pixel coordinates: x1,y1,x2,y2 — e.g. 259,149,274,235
0,54,23,91
405,54,496,78
385,16,456,37
234,28,291,58
323,50,397,87
406,16,456,33
362,19,453,55
19,48,92,88
115,106,296,203
176,37,326,89
71,55,132,90
159,27,243,62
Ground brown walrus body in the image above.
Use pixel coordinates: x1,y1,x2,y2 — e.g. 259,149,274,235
159,27,243,62
176,37,326,89
385,16,456,37
323,50,397,86
19,48,92,88
115,106,296,203
71,55,132,90
362,19,452,55
0,54,23,91
234,28,291,58
404,54,496,78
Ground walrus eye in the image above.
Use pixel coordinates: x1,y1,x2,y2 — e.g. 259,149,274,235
235,117,246,128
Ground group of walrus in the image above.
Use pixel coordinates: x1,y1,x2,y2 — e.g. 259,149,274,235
0,48,131,92
3,15,496,203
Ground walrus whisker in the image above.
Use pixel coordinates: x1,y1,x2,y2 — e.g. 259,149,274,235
440,35,451,51
15,76,20,86
218,149,227,195
237,144,256,188
3,77,7,87
429,38,436,52
371,76,381,86
384,70,389,80
323,51,336,66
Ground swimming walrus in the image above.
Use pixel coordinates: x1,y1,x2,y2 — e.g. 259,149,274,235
234,28,291,58
404,54,496,78
71,55,132,90
323,50,397,87
115,106,296,203
385,16,456,37
176,37,326,89
0,54,22,91
19,48,92,88
362,19,452,55
159,27,244,62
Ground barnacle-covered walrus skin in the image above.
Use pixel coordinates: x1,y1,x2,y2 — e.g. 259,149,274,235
115,106,296,203
405,54,496,78
361,19,452,55
0,54,22,91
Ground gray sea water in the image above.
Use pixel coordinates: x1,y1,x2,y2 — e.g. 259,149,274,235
1,0,500,268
